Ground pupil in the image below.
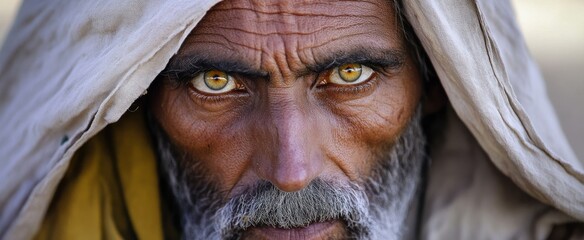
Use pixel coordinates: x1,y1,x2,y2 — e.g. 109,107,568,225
204,71,228,90
338,64,361,82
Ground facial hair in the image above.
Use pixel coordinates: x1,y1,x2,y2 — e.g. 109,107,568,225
147,107,426,240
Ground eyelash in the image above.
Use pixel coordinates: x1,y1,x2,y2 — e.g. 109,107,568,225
163,70,246,104
319,71,380,94
315,63,382,88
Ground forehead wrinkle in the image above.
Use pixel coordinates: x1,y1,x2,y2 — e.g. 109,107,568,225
207,0,392,34
274,3,303,84
195,25,327,37
212,1,306,85
258,37,300,86
212,0,390,16
189,0,400,81
204,11,390,36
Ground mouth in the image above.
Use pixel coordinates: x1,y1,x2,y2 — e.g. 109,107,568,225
242,220,347,240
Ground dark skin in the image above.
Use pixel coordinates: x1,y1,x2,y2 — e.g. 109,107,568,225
150,0,424,238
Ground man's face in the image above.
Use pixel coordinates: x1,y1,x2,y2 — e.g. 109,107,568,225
149,0,424,239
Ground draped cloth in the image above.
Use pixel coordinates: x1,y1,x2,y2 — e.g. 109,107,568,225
0,0,582,239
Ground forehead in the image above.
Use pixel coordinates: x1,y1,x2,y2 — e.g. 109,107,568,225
178,0,403,74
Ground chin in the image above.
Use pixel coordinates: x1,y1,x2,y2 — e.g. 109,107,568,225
240,220,347,240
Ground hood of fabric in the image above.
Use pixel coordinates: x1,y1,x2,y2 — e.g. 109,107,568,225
0,0,581,239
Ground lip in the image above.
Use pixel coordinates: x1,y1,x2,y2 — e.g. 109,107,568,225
244,220,345,240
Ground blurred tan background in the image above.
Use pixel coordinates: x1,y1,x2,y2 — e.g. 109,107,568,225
0,0,582,159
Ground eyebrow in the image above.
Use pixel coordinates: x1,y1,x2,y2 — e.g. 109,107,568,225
160,47,406,79
307,48,406,73
160,56,269,79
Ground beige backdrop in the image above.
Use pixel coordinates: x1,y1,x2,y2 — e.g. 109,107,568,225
1,0,582,160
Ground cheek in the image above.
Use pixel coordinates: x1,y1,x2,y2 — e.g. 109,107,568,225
323,76,421,178
150,83,255,191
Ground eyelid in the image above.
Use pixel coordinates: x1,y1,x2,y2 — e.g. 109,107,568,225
320,64,375,87
189,70,246,95
185,72,249,106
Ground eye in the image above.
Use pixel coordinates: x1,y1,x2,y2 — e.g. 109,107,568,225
325,63,375,85
190,70,244,94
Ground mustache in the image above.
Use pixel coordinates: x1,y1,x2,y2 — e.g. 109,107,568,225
216,178,371,239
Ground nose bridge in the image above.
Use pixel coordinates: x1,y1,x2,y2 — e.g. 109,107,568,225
256,89,323,192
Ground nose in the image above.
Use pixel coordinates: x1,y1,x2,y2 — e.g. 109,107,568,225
254,93,324,192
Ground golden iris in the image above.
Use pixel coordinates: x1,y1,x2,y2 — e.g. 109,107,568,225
338,63,362,82
204,70,229,90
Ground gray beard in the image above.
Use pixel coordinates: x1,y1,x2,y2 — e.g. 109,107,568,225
148,107,426,240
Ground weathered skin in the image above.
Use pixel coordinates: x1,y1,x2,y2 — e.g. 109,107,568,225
150,0,423,238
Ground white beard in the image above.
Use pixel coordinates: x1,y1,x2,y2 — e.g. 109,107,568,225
148,107,426,240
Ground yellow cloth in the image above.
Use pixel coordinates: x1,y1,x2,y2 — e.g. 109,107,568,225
35,111,164,240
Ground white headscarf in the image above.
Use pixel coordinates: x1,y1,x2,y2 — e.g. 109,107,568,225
0,0,581,239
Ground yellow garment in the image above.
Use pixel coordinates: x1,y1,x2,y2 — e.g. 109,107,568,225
35,111,164,240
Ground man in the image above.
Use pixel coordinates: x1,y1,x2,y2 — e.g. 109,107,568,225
0,0,582,239
147,0,427,238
